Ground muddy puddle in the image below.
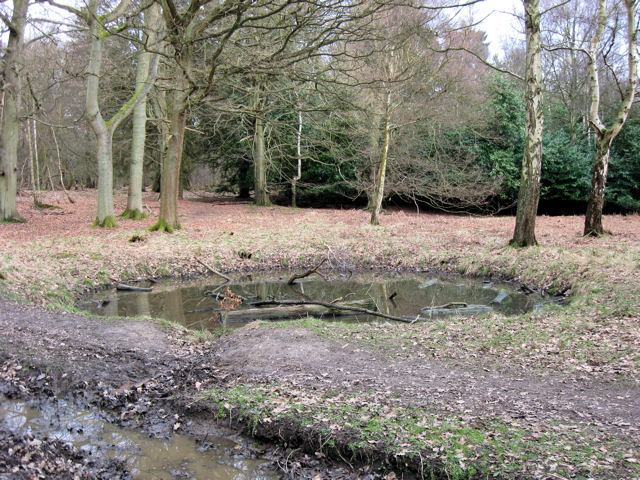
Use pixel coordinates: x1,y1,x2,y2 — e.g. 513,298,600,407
0,395,275,479
80,272,555,331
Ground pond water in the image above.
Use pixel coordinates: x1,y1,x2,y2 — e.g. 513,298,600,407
79,272,554,331
0,396,275,480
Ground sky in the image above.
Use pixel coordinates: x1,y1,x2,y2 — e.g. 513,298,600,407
471,0,524,59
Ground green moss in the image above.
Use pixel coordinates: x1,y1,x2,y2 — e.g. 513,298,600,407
92,216,117,228
1,215,27,223
149,219,181,233
120,208,147,220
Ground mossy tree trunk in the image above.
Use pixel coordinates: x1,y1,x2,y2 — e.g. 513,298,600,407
583,0,637,236
0,0,28,222
510,0,543,247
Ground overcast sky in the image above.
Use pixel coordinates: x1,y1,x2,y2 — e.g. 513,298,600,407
471,0,524,59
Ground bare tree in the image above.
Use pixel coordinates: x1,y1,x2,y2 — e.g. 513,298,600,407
583,0,637,236
0,0,29,222
510,0,543,247
122,2,162,220
150,0,392,232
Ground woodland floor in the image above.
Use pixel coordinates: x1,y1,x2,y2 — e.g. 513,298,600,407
0,189,639,479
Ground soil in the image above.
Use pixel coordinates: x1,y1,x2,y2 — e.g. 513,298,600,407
1,190,640,478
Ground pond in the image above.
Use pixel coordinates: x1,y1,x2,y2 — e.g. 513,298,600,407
0,395,275,480
79,271,554,331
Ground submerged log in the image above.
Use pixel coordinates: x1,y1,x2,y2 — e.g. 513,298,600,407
116,283,152,292
224,299,375,322
420,304,493,317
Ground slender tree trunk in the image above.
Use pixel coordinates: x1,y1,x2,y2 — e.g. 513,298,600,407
253,114,269,206
0,0,28,222
124,2,160,219
584,138,611,236
583,0,637,236
151,66,189,232
26,120,40,205
291,109,302,208
32,118,41,200
370,92,392,226
510,0,543,247
251,80,268,206
50,126,73,203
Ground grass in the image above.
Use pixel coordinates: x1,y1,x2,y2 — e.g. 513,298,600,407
1,199,639,478
201,382,640,479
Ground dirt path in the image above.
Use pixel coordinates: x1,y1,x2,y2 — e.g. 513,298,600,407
214,325,640,442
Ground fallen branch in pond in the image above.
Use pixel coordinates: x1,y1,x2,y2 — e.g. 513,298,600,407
223,299,378,322
195,257,231,283
116,283,152,292
248,299,430,323
421,302,467,311
287,258,327,285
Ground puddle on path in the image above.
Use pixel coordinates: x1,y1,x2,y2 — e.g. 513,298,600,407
0,396,275,480
80,272,555,331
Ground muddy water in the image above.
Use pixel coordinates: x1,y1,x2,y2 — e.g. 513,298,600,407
0,396,275,479
80,272,554,331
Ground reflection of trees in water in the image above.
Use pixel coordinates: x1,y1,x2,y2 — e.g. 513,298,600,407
87,274,546,327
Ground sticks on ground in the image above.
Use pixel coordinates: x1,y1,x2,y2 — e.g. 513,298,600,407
287,258,327,285
195,257,231,283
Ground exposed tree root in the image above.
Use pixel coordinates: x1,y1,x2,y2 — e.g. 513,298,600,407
92,216,117,228
148,219,180,233
119,208,146,220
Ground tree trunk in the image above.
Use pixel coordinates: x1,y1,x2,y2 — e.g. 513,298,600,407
583,0,637,236
510,0,543,247
124,2,160,220
370,93,392,226
584,138,610,236
291,109,302,208
0,0,28,222
150,66,188,233
253,114,269,206
86,0,116,227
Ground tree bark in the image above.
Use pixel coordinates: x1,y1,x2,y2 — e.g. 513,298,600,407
86,0,116,227
151,65,189,232
291,109,302,208
584,139,611,236
510,0,543,247
370,91,392,226
124,2,161,219
0,0,28,222
252,83,269,206
583,0,637,236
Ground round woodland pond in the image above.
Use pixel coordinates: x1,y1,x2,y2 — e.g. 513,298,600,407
80,272,556,331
